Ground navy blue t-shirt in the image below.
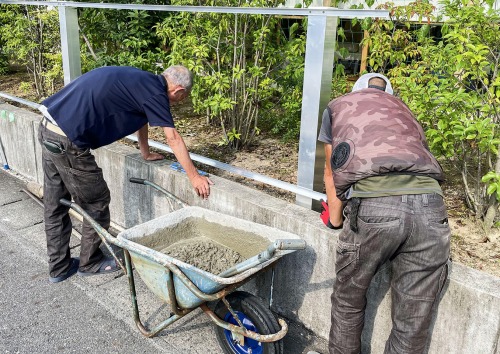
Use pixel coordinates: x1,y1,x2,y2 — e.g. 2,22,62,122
42,66,174,149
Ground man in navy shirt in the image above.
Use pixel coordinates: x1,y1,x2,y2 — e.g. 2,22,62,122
38,65,213,283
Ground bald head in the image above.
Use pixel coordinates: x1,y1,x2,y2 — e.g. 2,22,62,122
368,77,387,91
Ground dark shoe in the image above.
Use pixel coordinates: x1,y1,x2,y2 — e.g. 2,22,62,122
49,258,79,283
77,257,120,277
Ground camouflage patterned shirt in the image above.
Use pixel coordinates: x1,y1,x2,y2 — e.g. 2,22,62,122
325,88,444,200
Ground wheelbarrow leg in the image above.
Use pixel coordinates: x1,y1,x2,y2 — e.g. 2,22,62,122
124,250,188,337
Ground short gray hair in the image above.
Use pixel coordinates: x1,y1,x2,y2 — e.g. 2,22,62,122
162,65,193,91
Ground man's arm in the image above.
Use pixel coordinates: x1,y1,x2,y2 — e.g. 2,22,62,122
163,127,214,199
324,143,343,227
137,125,164,161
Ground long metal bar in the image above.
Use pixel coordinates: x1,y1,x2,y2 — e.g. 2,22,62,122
0,92,41,110
126,135,327,201
0,1,390,18
129,177,188,208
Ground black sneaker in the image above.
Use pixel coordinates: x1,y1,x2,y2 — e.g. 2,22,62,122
49,258,79,283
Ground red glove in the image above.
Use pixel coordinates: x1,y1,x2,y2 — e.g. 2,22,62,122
320,200,334,229
320,199,343,230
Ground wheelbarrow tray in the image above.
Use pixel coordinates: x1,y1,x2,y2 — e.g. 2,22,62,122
117,206,303,310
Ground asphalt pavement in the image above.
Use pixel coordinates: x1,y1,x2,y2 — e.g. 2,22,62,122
0,169,325,354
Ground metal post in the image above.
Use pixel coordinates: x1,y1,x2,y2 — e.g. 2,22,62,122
296,15,337,209
58,6,81,85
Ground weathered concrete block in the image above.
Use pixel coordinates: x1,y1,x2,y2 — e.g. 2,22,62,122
94,142,154,228
428,263,500,354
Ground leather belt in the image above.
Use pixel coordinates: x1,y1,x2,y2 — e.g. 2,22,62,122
42,117,66,137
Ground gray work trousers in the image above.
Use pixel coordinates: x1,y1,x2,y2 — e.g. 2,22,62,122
330,194,450,354
38,122,111,278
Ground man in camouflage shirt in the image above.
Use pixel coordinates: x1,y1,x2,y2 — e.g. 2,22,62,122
318,74,450,354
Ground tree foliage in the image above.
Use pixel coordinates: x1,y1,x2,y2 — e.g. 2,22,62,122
155,0,308,149
0,5,62,97
0,35,8,75
77,0,169,72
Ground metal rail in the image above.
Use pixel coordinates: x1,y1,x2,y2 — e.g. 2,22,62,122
125,135,327,201
0,1,390,19
0,92,42,110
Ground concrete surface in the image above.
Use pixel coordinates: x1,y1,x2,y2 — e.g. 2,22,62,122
1,102,500,353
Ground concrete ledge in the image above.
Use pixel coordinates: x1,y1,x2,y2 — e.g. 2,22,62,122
0,104,40,181
1,102,499,353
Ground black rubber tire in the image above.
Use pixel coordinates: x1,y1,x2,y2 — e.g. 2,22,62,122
214,291,284,354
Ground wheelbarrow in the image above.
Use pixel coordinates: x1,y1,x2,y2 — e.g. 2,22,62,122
60,177,306,354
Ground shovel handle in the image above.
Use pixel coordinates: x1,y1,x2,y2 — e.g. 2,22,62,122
129,177,146,184
129,177,188,208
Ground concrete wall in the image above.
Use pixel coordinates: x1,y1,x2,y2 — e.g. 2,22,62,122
1,102,499,353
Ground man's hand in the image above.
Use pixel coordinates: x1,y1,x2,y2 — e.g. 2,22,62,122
142,152,164,161
164,127,215,200
191,175,214,199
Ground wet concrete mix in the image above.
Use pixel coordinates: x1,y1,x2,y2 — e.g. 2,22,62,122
160,236,244,274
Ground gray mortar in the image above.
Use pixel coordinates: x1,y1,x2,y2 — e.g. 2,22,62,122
159,236,244,274
136,217,270,273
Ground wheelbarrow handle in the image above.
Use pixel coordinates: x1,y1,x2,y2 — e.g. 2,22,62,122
275,239,306,251
60,198,72,207
218,239,306,278
60,198,121,248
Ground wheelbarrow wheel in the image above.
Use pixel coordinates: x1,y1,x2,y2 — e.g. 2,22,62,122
214,291,284,354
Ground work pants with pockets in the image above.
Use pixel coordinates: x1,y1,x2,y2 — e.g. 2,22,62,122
38,123,111,278
329,194,450,354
